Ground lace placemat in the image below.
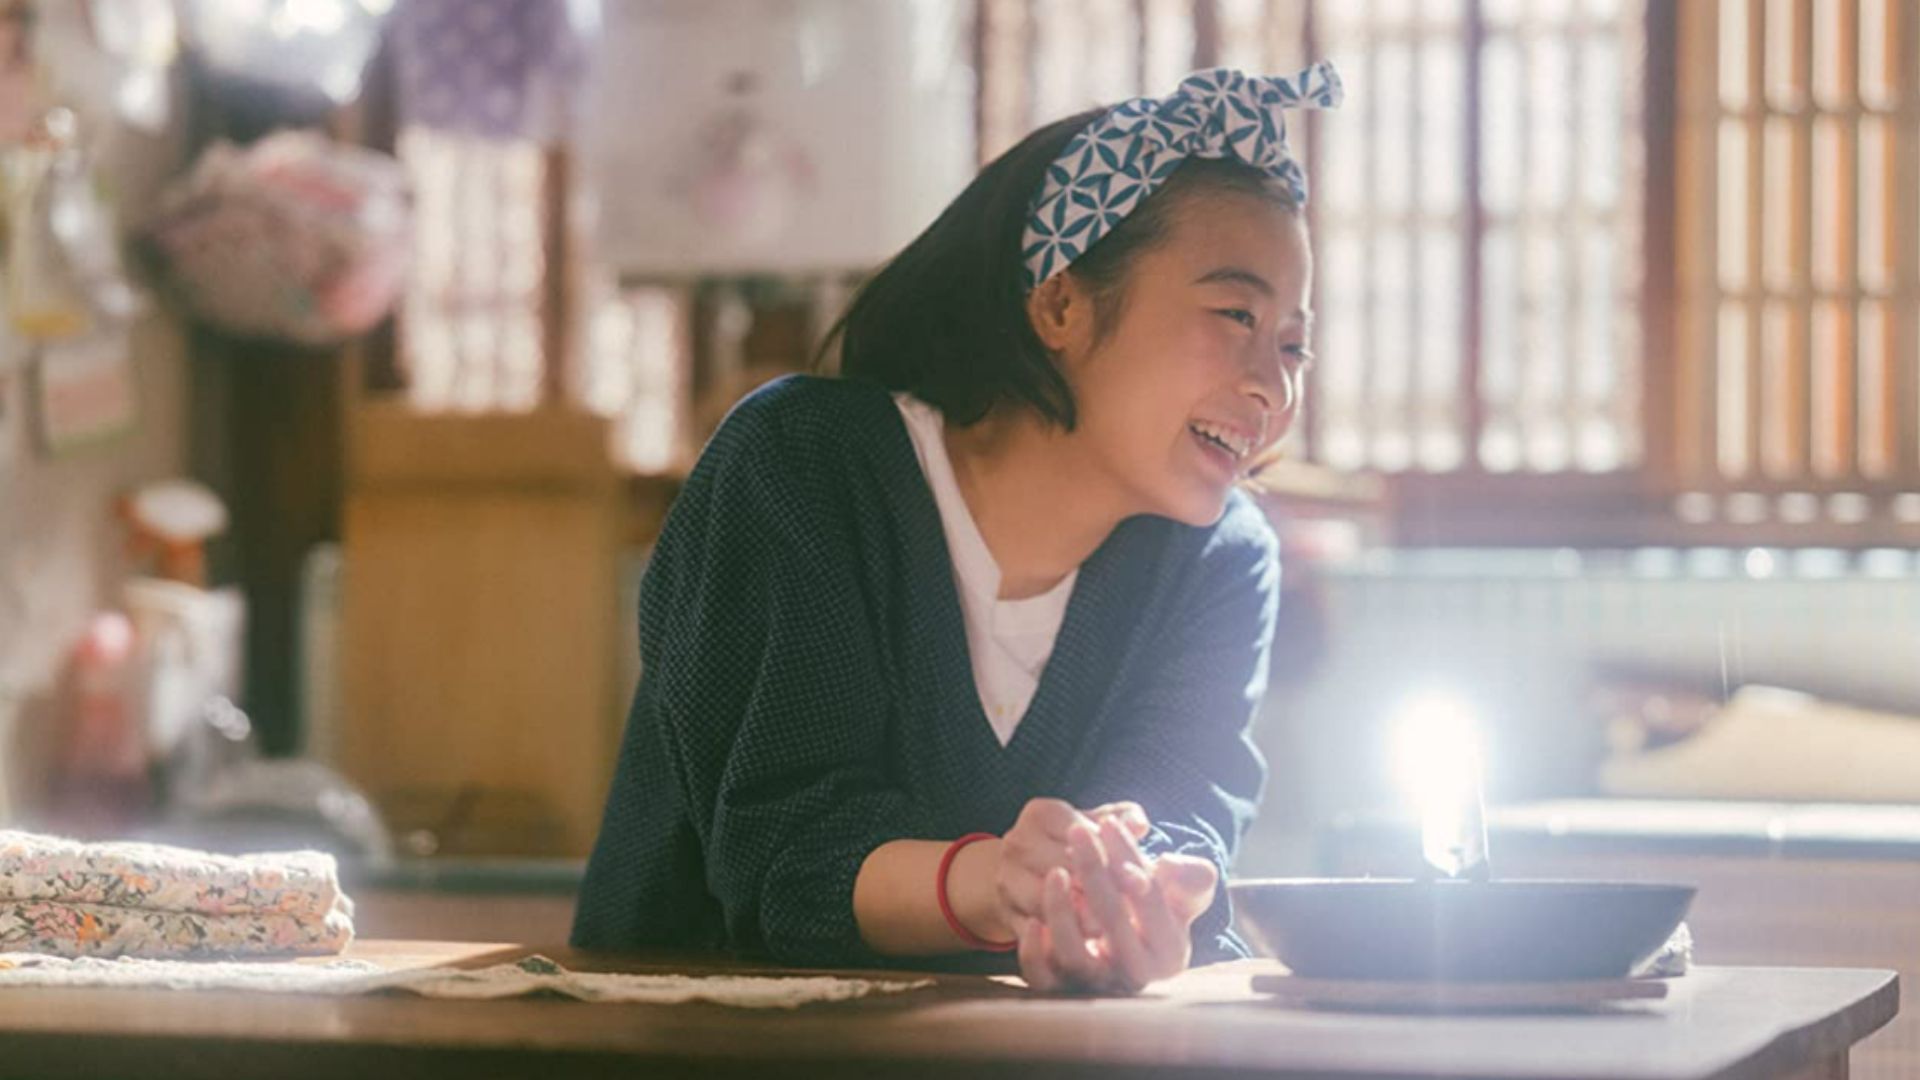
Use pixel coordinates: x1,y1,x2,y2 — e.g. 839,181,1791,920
0,952,933,1008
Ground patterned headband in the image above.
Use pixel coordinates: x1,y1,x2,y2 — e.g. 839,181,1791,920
1019,62,1343,291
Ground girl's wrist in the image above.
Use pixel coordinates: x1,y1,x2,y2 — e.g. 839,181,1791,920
947,836,1015,944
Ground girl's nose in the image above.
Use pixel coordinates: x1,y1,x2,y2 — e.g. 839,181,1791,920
1243,362,1297,422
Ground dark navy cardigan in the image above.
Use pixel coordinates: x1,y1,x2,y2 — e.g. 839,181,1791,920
571,374,1277,969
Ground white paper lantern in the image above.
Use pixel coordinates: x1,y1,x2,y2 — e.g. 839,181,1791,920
588,0,976,277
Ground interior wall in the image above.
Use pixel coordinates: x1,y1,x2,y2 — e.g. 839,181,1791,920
0,6,192,819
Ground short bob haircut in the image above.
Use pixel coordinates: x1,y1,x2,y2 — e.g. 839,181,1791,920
823,106,1299,432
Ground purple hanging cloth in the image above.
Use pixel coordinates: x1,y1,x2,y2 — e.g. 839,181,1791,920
390,0,593,142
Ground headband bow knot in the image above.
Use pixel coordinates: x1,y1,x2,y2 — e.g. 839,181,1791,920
1020,62,1343,290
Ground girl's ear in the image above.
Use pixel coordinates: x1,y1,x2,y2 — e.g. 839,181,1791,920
1024,272,1093,355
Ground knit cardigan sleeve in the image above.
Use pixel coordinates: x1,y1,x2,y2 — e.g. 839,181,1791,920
630,396,927,965
1072,500,1278,964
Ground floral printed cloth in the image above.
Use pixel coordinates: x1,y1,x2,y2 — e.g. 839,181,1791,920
0,831,346,921
0,831,352,959
0,900,354,960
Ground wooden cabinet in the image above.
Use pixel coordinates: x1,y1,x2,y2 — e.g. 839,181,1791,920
337,405,628,856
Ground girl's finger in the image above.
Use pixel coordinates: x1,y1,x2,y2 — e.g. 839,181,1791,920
1069,878,1104,940
1098,814,1182,968
1067,821,1108,874
1086,801,1151,839
1042,866,1108,989
1065,822,1114,939
1005,867,1100,939
1076,824,1154,990
1156,855,1220,923
1018,798,1092,841
999,830,1083,923
1099,816,1154,898
1130,862,1188,969
1017,917,1061,993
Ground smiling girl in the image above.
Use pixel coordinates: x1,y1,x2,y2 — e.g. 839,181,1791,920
573,64,1342,994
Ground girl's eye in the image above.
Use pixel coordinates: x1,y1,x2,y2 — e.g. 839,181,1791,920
1216,308,1256,329
1284,345,1316,370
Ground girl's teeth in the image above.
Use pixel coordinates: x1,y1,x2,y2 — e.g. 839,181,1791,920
1190,423,1244,459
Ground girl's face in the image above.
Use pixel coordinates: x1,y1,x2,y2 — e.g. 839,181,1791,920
1044,191,1313,527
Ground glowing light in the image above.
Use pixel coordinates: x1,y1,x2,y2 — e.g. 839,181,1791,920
270,0,348,38
1391,692,1489,878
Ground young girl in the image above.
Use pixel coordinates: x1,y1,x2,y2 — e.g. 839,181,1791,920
573,63,1341,994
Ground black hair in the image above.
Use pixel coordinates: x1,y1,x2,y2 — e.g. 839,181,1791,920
822,109,1297,431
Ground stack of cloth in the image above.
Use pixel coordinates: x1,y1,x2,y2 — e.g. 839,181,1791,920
0,831,354,960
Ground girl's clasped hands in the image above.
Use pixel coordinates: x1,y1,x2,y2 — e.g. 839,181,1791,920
996,798,1221,993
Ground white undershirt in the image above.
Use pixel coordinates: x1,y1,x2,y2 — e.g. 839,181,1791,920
893,393,1075,746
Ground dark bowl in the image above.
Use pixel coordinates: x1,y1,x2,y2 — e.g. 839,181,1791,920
1229,878,1696,982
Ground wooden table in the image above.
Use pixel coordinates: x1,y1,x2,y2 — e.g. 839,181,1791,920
0,941,1897,1080
1326,801,1920,1080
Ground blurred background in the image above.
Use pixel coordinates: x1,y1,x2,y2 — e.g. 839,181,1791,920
1,1,1919,1069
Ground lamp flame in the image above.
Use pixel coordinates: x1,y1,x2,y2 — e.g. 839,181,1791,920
1391,693,1490,880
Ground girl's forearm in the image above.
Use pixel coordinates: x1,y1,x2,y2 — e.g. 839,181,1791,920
853,838,1013,955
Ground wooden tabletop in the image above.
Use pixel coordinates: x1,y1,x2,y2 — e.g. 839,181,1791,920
0,941,1897,1080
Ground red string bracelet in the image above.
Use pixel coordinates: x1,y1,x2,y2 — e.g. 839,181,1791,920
936,832,1017,952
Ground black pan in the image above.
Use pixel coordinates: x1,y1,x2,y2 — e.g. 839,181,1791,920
1229,878,1696,981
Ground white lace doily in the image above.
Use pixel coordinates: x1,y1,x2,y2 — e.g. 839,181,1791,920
0,952,933,1008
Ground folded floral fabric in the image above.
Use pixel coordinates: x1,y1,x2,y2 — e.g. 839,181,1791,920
0,899,354,960
0,831,345,922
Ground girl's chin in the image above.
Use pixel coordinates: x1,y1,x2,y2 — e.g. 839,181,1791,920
1155,478,1233,527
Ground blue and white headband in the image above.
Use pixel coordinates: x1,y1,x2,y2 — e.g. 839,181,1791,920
1019,62,1343,291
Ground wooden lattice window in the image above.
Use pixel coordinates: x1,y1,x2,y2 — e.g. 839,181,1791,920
393,126,695,474
1671,0,1920,533
1309,0,1649,476
578,279,693,475
976,0,1310,163
397,128,552,413
390,1,1920,542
